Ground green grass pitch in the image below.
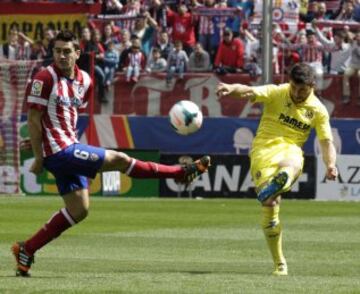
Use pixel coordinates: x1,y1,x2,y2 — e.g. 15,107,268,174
0,196,359,293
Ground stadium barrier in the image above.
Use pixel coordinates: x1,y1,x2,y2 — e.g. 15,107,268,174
160,154,316,199
77,116,360,155
94,73,360,118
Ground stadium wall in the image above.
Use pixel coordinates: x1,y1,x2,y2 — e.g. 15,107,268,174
93,74,360,118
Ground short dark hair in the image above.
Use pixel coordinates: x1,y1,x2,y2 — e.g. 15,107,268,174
55,30,80,50
289,63,315,86
306,29,315,37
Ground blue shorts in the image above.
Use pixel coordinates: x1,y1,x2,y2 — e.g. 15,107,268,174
43,143,106,196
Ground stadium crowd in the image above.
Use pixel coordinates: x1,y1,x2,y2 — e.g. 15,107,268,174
2,0,360,103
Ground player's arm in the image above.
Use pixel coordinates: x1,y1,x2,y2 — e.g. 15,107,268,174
319,139,338,180
216,83,256,100
28,108,44,174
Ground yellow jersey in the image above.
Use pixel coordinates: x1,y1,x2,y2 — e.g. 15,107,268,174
251,83,333,147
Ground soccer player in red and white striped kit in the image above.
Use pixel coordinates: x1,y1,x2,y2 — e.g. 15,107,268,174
12,30,210,277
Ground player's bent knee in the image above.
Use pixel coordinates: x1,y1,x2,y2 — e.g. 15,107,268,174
114,151,131,171
103,150,131,171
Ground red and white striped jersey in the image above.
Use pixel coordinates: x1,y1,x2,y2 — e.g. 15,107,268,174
26,64,93,157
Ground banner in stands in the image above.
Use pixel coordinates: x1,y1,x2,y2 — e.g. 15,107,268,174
0,2,100,43
252,0,299,31
159,154,315,199
316,155,360,201
79,116,360,155
100,74,360,118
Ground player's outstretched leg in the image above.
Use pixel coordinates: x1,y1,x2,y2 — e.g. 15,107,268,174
121,154,211,184
261,204,288,276
11,242,34,277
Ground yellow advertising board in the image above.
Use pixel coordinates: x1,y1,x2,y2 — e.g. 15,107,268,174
0,14,87,43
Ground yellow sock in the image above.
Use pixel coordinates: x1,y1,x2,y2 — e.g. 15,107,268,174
277,166,295,192
261,205,286,266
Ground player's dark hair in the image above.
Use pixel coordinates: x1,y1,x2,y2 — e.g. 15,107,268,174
55,30,80,50
289,63,315,86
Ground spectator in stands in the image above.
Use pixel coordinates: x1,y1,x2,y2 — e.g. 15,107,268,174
343,24,355,43
314,1,330,20
42,28,56,66
277,48,300,75
121,0,141,32
132,10,158,57
0,28,31,60
342,31,360,105
336,0,356,21
102,23,120,49
101,0,123,14
148,0,168,29
80,27,91,50
30,40,46,61
188,42,211,72
151,30,173,60
240,24,262,77
313,23,350,74
282,29,325,98
166,40,189,85
302,1,333,22
167,4,196,56
124,39,146,83
198,0,217,59
117,29,132,57
227,0,254,38
214,27,244,75
81,28,107,103
103,41,120,87
146,46,167,73
230,0,254,19
119,34,144,71
353,0,360,21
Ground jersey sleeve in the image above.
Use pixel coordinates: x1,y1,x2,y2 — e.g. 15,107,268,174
26,69,53,111
314,107,333,141
251,84,280,104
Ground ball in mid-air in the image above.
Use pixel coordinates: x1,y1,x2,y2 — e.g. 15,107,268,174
169,100,203,135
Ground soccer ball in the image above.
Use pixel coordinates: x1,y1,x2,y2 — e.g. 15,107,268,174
169,100,203,135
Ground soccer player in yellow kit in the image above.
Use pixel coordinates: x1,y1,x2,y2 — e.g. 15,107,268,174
216,63,338,276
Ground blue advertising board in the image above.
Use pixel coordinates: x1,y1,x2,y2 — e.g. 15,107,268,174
128,117,360,155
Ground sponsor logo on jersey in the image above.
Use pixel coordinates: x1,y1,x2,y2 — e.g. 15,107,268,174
31,80,43,96
56,96,82,107
278,113,310,131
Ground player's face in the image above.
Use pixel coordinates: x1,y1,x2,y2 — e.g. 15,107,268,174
53,41,80,72
289,80,313,104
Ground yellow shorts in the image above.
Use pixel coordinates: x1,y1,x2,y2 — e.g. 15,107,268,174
250,138,304,189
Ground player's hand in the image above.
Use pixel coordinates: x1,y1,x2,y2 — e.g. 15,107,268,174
326,165,338,181
30,158,44,175
216,83,233,97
